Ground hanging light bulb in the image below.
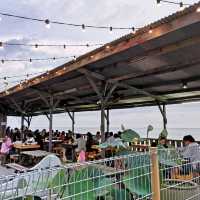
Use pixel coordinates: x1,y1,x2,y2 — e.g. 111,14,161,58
179,2,184,11
0,42,4,50
196,7,200,13
182,81,188,89
132,27,136,34
156,0,161,6
46,70,50,75
29,58,32,63
149,29,153,34
45,19,51,29
109,26,113,34
86,44,90,47
5,90,9,95
73,55,76,60
63,44,66,49
1,59,4,64
106,45,110,49
82,24,86,32
35,44,38,48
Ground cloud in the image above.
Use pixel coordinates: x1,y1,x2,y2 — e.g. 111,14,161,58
1,0,200,133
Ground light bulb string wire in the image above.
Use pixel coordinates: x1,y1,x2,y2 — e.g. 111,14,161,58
159,0,192,6
1,42,104,48
0,71,45,80
0,55,76,62
0,11,137,31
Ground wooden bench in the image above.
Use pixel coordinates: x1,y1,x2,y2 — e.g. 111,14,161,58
6,163,28,173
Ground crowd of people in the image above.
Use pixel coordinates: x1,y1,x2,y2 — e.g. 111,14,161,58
0,126,124,164
0,126,200,174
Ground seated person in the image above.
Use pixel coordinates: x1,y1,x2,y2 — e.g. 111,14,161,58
86,132,97,152
0,137,12,165
25,132,35,144
75,134,86,153
93,131,101,144
157,137,168,149
106,132,115,144
179,135,200,174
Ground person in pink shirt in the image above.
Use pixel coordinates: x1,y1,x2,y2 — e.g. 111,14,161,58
0,136,13,165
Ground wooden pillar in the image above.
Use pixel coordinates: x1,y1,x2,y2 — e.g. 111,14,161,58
158,103,167,130
72,112,75,134
21,115,25,140
100,103,105,142
49,96,53,152
150,147,161,200
0,113,7,137
163,104,167,129
106,109,110,133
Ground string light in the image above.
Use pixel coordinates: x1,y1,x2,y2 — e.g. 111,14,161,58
0,55,77,63
82,24,86,32
156,0,191,7
45,19,51,29
182,81,188,89
0,42,4,50
179,2,184,11
149,29,153,34
2,41,104,48
109,27,113,34
0,11,137,32
156,0,161,6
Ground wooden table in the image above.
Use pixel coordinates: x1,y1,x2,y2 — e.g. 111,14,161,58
22,150,51,158
21,150,51,166
14,143,40,152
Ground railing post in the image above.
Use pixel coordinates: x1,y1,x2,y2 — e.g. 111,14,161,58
150,147,161,200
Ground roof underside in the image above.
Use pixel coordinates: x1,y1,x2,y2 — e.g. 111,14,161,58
1,3,200,116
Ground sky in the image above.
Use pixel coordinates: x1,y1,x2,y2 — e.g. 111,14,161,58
0,0,200,138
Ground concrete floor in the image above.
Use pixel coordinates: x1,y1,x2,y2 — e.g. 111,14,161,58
0,166,15,176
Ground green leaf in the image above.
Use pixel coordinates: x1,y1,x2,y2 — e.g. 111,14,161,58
121,129,140,142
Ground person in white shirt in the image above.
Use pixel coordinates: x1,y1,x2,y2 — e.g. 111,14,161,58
75,134,86,153
106,132,115,144
179,135,200,174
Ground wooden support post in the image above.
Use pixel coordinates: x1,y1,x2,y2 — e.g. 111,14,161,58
150,147,161,200
163,104,167,129
106,109,110,133
100,103,105,142
49,96,53,152
21,115,25,140
72,112,75,134
0,113,7,137
158,103,167,129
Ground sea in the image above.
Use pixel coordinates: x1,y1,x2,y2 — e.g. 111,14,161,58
32,126,200,141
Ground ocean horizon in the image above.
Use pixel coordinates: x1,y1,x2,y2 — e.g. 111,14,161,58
28,126,200,141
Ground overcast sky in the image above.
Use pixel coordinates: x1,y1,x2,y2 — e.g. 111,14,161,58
0,0,200,137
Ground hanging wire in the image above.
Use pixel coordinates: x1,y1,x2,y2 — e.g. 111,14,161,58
156,0,192,6
0,41,104,48
0,11,137,32
0,55,77,63
0,71,45,80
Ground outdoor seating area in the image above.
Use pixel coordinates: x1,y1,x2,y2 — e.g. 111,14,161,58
0,0,200,199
